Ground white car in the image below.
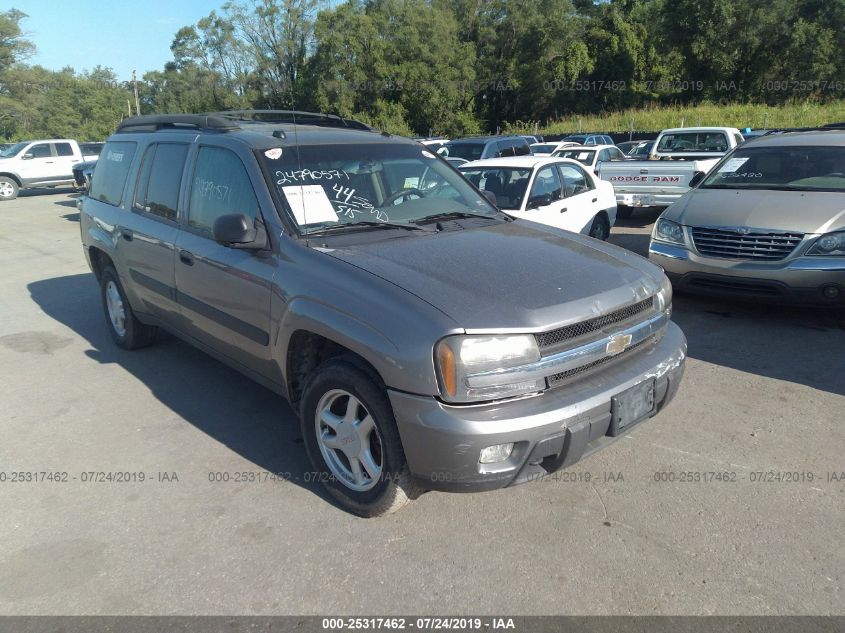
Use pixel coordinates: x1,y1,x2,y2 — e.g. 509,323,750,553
530,141,581,156
459,156,617,240
551,144,627,177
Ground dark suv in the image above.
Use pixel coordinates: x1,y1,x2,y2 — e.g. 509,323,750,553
80,111,686,516
443,135,531,162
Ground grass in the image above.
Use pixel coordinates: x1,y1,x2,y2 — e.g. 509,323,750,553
505,101,845,135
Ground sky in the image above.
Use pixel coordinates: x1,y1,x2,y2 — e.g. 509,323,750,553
13,0,226,82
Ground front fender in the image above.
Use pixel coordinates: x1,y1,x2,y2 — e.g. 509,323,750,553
273,295,441,397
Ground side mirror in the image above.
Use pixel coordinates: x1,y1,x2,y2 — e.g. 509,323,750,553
689,171,705,188
528,193,553,209
213,213,260,248
21,153,34,160
481,190,498,207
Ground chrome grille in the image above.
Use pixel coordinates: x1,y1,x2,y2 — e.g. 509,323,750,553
546,337,652,388
691,227,803,261
536,297,655,354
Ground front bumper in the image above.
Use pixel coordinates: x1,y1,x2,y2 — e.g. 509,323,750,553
389,322,686,492
649,241,845,306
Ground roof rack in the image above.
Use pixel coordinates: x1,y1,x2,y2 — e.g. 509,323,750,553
207,110,373,131
116,114,240,133
760,126,845,136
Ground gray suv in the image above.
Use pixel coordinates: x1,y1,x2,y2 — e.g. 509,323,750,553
80,111,686,516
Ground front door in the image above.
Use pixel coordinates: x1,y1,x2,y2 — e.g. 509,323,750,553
16,142,55,183
174,145,274,376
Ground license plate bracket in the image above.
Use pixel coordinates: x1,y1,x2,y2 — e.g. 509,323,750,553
609,379,656,436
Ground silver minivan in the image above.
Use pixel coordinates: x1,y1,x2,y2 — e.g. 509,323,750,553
649,130,845,307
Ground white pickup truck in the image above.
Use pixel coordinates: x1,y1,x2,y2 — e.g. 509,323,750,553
600,127,744,217
0,139,100,200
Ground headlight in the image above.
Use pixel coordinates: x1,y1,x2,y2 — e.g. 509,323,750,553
436,335,543,403
654,218,685,245
656,274,673,313
807,231,845,256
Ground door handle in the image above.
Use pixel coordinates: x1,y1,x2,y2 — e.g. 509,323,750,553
592,198,598,203
179,250,195,266
560,208,568,213
121,229,133,241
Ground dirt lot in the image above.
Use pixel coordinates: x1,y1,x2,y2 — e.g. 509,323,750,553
0,190,843,615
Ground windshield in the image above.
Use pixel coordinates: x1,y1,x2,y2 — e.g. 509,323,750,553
656,132,729,153
443,142,485,161
0,142,28,158
458,166,532,210
260,143,496,233
629,142,653,157
701,145,845,192
555,149,595,166
531,144,557,154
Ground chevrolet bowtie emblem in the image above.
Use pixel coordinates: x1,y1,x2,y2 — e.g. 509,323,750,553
606,333,633,356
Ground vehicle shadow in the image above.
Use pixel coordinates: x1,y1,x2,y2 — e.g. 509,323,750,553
672,293,845,396
608,232,651,257
20,187,77,198
62,212,80,222
27,273,336,507
614,207,663,229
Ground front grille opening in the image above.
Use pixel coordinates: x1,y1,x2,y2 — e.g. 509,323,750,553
691,227,803,261
546,337,653,388
687,276,786,296
536,297,655,354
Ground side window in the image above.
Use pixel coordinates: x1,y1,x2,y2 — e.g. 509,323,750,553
558,164,593,197
88,141,138,207
529,166,563,203
28,143,51,158
188,146,258,235
598,149,610,162
55,143,74,157
610,148,625,160
514,140,530,156
734,133,744,146
496,141,516,157
132,143,188,221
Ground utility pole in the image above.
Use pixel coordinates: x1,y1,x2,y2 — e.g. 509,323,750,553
127,99,132,117
132,70,141,117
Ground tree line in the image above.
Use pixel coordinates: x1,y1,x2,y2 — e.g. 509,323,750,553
1,0,843,140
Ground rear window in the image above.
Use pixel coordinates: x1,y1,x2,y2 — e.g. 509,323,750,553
556,149,596,166
657,132,728,153
89,141,137,207
444,142,485,161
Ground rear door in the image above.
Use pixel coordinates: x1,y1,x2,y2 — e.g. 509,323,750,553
117,141,189,321
53,142,80,180
174,144,275,375
557,163,601,233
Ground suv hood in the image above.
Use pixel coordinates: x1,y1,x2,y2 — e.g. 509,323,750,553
668,188,845,234
323,221,662,331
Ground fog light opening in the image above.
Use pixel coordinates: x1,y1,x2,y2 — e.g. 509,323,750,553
479,443,514,464
822,285,840,300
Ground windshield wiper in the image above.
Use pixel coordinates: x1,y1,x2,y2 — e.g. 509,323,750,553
306,221,426,235
415,210,508,225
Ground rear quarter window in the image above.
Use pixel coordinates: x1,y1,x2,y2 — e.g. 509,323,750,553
88,142,138,207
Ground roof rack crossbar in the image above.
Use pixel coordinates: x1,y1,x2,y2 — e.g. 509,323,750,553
116,114,240,133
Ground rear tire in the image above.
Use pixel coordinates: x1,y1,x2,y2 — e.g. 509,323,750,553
0,177,19,201
617,205,633,219
99,266,157,350
588,214,610,240
300,358,420,517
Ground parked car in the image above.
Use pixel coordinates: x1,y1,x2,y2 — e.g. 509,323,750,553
442,135,531,161
560,133,615,146
80,111,685,517
551,144,627,177
73,160,98,190
530,141,581,156
0,139,100,200
617,140,655,158
599,127,744,217
459,156,617,240
445,156,468,167
520,135,543,145
649,130,845,307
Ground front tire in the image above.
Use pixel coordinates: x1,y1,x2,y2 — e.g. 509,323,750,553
300,358,420,517
0,177,19,201
99,266,157,350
